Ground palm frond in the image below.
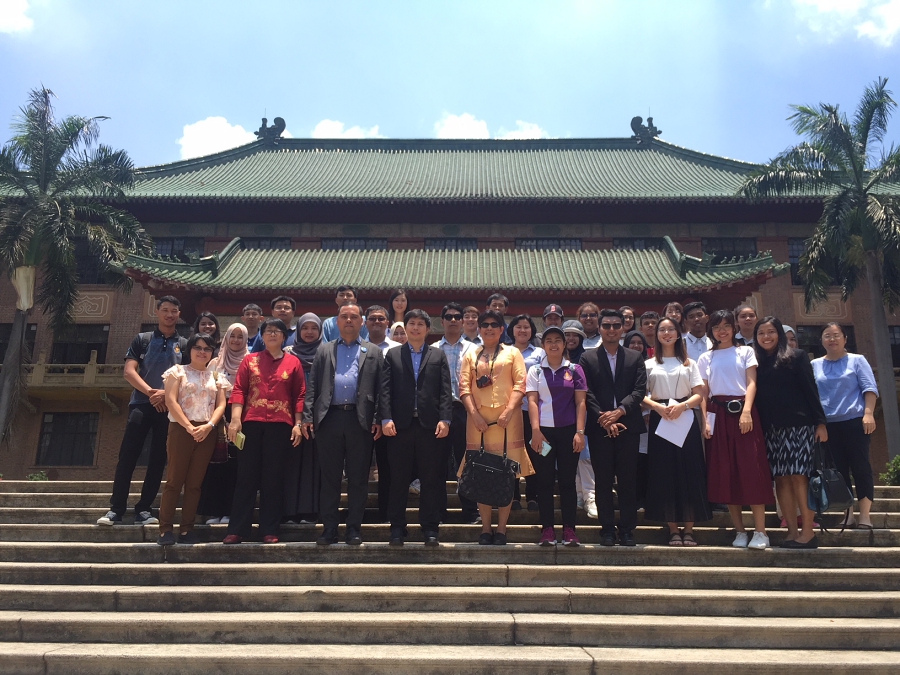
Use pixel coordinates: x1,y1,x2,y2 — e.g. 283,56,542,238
35,238,79,336
0,145,36,199
53,145,135,199
789,103,862,185
738,143,841,198
866,144,900,192
853,77,896,155
0,203,32,270
73,202,151,255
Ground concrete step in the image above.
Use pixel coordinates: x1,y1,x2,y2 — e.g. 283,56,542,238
3,584,900,617
1,610,898,649
1,562,895,591
3,540,900,567
0,522,893,547
2,643,898,675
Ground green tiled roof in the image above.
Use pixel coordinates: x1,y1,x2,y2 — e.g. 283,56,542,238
128,137,778,203
124,237,789,294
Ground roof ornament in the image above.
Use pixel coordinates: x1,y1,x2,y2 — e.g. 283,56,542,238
630,116,661,144
254,117,286,144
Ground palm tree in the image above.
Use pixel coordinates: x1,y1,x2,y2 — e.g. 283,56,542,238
739,77,900,459
0,87,151,441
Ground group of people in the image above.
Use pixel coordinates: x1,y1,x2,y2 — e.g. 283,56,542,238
95,287,880,550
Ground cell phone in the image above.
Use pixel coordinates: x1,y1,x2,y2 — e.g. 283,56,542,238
540,441,552,456
233,432,246,451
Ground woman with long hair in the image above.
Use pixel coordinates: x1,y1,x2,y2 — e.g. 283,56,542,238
192,312,221,351
388,289,409,325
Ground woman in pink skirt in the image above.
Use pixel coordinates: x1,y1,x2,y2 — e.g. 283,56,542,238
697,309,773,550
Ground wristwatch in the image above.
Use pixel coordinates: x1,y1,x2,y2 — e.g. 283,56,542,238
576,429,585,435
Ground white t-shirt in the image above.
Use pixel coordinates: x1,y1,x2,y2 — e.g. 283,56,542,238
645,357,703,400
696,345,757,396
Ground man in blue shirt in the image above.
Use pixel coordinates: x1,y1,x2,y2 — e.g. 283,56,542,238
321,286,369,342
487,292,514,345
97,296,187,526
251,296,297,352
241,303,265,353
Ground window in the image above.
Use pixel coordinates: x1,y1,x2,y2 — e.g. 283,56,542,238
795,325,857,359
154,237,205,263
613,237,665,251
242,238,291,250
890,326,900,368
73,239,106,284
0,323,37,363
51,324,110,364
701,238,757,265
788,238,806,286
515,238,582,251
37,412,98,466
424,238,478,251
321,238,388,251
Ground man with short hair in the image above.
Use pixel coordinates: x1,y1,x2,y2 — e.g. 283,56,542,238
580,308,647,547
98,296,188,526
303,303,382,546
436,302,478,523
639,311,659,358
381,309,453,546
537,304,564,341
734,303,758,346
578,302,601,349
365,305,399,354
242,303,264,352
486,293,514,345
682,301,713,362
321,286,370,342
461,305,482,345
252,296,297,352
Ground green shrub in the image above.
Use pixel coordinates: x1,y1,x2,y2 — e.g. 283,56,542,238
880,455,900,486
26,471,49,481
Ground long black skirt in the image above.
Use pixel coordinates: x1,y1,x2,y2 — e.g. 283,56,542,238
283,436,320,519
645,409,712,524
198,455,238,518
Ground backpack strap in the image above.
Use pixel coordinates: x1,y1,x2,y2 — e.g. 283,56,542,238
137,332,153,361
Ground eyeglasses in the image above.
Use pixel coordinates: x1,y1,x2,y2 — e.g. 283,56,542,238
192,346,213,353
658,327,679,334
600,323,623,330
480,322,502,329
443,314,463,321
272,305,293,312
263,330,283,336
580,312,599,319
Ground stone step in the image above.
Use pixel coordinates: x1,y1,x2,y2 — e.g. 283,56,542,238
1,562,895,591
3,541,900,567
0,480,442,494
2,643,898,675
1,610,898,649
3,584,899,617
0,522,892,547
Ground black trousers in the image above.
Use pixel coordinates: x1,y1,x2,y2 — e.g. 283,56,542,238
450,401,477,520
316,408,373,531
588,430,640,534
827,417,875,502
388,420,448,533
374,434,390,521
227,421,293,538
532,424,581,529
516,410,539,503
110,403,170,516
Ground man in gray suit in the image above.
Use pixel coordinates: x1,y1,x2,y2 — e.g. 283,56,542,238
302,303,383,546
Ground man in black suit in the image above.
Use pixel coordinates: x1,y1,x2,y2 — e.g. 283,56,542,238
381,309,453,546
302,303,383,546
580,308,647,546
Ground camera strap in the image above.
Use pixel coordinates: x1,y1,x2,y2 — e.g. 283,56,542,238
476,344,502,382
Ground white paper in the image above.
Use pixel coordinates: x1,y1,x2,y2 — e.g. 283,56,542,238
653,399,694,448
706,412,716,437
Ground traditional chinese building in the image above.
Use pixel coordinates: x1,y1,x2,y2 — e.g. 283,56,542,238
0,119,894,479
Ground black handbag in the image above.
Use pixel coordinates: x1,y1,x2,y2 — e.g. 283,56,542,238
807,441,854,530
457,424,520,508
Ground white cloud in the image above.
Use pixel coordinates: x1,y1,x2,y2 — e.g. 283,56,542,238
177,117,258,160
0,0,33,33
433,112,490,139
495,121,550,140
311,119,384,138
792,0,900,45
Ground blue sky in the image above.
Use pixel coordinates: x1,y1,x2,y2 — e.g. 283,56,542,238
1,0,899,167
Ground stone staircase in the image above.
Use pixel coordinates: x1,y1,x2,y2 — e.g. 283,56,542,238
0,479,899,674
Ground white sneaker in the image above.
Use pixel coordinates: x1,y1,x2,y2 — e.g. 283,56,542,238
732,532,749,548
409,479,421,495
205,517,221,525
219,516,230,524
748,532,770,550
134,511,159,525
584,496,598,519
96,510,121,526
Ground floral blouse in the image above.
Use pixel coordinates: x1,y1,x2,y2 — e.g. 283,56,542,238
162,364,232,423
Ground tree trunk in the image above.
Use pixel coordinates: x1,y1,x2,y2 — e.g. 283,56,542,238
0,308,28,443
864,250,900,461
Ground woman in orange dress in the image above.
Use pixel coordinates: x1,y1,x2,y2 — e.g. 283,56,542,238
459,309,535,545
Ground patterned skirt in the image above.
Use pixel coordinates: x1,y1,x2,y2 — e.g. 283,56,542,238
764,425,816,478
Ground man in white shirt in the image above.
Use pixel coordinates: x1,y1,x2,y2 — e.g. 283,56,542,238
461,305,482,345
365,305,400,355
682,301,713,362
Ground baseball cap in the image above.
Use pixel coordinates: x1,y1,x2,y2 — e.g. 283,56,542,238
543,304,564,319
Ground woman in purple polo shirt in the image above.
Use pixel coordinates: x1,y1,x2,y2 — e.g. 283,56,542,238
526,326,588,547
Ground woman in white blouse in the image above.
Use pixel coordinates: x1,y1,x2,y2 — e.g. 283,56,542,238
643,318,711,545
157,333,230,546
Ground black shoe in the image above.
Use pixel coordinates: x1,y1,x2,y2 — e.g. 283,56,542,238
527,500,539,512
618,531,636,547
423,531,440,547
711,502,729,513
157,531,175,546
600,532,617,547
178,530,199,545
316,528,338,546
345,528,362,546
782,536,819,549
493,532,508,546
389,527,405,547
478,532,493,545
510,500,522,511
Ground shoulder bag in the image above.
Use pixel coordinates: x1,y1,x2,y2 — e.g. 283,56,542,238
807,440,854,530
457,424,520,507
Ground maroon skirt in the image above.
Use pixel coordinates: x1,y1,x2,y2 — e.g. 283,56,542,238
706,397,774,505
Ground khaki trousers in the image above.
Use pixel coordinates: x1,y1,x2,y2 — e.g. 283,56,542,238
159,422,216,534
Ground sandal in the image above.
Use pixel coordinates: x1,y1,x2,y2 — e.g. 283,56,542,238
857,523,874,530
681,532,698,547
668,531,683,546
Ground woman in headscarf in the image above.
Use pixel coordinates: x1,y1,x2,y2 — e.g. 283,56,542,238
283,313,323,524
199,323,249,526
390,322,408,345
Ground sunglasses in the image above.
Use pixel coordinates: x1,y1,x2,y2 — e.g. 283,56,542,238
480,322,503,329
443,314,463,321
367,316,388,322
580,312,599,319
601,323,623,330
